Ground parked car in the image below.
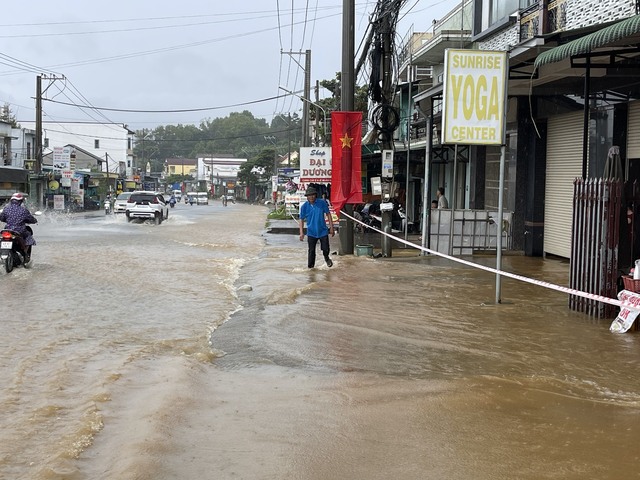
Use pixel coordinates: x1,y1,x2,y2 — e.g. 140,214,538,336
196,192,209,205
125,191,169,224
113,192,132,213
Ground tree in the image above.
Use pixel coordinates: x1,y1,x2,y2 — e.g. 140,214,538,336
195,111,271,158
0,103,19,128
237,147,277,188
318,73,369,139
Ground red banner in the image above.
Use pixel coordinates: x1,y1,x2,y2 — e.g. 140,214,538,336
330,111,363,214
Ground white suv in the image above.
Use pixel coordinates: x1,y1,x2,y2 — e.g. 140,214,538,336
125,191,169,224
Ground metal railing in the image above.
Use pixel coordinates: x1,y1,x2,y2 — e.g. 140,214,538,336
519,0,568,42
569,178,622,318
428,209,514,255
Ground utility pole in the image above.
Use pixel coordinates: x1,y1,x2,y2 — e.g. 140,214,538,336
105,153,110,198
339,0,356,256
35,75,43,208
34,74,65,208
315,80,321,145
380,4,394,258
303,50,311,147
281,50,312,147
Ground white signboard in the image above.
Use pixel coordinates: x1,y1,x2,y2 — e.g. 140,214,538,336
611,290,640,333
71,178,80,194
53,195,65,211
53,146,72,170
370,177,382,195
442,50,508,145
299,147,331,185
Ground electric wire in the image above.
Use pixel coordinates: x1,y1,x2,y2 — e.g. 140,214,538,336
42,93,292,113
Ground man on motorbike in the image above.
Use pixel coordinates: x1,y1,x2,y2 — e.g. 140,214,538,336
0,192,38,262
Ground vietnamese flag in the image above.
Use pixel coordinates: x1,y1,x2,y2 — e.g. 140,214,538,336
330,111,363,214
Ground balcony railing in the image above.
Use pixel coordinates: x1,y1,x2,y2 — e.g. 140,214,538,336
547,0,568,32
519,0,568,42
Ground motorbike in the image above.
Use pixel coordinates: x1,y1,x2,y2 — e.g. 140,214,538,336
104,199,112,215
1,224,39,273
169,197,176,208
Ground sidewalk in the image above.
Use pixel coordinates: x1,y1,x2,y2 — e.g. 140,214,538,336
265,218,425,257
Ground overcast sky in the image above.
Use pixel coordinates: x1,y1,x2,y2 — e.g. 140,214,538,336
1,1,453,131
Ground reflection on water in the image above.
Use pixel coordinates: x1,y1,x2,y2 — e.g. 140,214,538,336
1,204,639,479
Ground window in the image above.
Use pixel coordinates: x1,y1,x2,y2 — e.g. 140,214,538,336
27,142,31,159
490,0,518,25
127,138,132,149
94,139,100,149
44,138,49,148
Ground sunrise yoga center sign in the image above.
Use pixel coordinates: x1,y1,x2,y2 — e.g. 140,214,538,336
441,49,508,146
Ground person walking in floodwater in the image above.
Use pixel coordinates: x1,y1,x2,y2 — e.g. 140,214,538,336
298,186,334,268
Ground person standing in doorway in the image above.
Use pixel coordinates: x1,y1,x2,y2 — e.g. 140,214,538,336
299,186,335,268
437,187,449,209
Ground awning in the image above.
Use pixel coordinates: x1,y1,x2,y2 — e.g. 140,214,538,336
0,166,29,184
535,14,640,68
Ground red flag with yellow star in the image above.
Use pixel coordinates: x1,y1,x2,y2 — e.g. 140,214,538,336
330,111,362,214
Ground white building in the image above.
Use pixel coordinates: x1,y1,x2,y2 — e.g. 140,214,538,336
9,127,36,169
197,156,246,194
19,121,135,177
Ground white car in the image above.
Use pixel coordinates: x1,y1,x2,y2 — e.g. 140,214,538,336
113,192,132,213
125,191,169,224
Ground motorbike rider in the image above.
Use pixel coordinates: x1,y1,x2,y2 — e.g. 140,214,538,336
169,194,176,207
0,192,37,262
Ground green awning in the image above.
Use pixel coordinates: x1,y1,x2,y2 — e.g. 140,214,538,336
362,143,381,156
535,15,640,68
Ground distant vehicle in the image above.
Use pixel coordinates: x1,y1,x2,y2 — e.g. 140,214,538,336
113,192,132,213
187,193,197,205
125,191,169,224
225,195,235,204
196,192,209,205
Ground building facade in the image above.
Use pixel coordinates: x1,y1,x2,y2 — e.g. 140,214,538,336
392,0,640,262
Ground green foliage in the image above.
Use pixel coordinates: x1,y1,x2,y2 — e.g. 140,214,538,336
0,103,19,128
237,147,277,187
130,73,368,179
164,174,192,185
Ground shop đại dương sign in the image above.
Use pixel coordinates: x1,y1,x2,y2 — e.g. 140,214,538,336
298,146,331,194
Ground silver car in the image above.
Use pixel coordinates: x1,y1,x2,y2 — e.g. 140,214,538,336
113,192,132,213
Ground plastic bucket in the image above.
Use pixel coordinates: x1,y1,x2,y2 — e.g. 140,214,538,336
355,244,374,257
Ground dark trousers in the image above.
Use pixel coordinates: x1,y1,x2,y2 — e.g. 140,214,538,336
307,235,330,268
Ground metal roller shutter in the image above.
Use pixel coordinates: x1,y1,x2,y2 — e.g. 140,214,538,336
628,100,640,158
545,111,584,259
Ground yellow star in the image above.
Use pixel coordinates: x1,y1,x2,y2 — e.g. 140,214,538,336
340,133,353,148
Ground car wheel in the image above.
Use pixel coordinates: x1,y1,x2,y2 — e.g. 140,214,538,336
155,212,161,225
126,213,132,223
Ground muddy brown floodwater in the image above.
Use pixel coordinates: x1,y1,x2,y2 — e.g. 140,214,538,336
0,203,638,479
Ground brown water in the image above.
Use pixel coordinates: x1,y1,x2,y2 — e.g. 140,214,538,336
1,203,639,479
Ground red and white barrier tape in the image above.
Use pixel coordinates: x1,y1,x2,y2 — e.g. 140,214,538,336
340,211,636,311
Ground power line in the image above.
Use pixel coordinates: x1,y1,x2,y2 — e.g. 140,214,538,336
42,93,292,113
0,12,342,76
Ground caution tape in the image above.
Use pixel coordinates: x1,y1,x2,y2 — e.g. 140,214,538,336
340,211,637,311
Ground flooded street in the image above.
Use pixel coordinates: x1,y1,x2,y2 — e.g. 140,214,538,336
1,201,639,479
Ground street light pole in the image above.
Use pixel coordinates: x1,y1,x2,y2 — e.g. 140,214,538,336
278,86,327,146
